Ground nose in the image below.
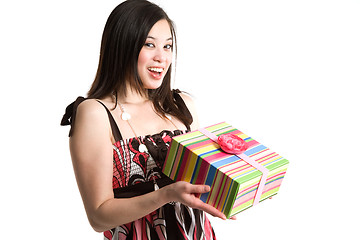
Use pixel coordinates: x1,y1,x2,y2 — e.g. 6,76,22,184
153,49,167,63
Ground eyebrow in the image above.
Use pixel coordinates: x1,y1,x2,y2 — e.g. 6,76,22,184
147,36,173,41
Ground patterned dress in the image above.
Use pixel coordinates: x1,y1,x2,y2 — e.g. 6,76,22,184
61,93,216,240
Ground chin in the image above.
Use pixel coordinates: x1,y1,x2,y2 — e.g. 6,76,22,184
143,81,163,90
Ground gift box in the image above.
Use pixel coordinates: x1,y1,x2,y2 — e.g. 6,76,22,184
163,122,289,218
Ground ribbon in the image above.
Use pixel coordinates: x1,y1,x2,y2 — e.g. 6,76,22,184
198,128,269,206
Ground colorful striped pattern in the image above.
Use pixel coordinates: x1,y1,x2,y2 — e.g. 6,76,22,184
163,122,289,218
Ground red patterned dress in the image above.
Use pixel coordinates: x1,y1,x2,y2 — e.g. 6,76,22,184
61,94,216,240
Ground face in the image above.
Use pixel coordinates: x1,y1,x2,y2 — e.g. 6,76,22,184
137,19,173,89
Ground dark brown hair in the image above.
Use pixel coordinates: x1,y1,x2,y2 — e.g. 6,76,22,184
87,0,192,128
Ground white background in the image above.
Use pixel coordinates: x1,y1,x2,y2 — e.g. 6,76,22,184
1,0,359,239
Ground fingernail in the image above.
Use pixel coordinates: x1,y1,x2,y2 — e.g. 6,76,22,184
205,185,210,192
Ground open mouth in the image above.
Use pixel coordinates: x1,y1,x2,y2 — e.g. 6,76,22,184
148,67,164,78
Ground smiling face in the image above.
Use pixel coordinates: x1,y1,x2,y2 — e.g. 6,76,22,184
137,19,173,90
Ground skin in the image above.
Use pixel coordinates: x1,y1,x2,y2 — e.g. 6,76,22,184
69,20,230,233
137,19,173,90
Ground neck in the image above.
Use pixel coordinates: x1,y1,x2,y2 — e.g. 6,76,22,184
118,85,150,105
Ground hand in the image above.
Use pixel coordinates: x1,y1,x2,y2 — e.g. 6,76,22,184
164,181,227,220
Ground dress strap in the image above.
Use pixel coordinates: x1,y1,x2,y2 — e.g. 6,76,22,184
95,100,123,142
60,96,86,137
172,89,193,131
60,96,123,141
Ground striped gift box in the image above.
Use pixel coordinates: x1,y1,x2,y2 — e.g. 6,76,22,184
163,122,289,218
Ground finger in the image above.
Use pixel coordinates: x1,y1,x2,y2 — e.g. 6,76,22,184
193,199,226,220
190,184,210,194
230,216,237,220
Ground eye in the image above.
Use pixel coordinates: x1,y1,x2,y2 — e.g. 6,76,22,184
164,44,173,50
144,42,155,48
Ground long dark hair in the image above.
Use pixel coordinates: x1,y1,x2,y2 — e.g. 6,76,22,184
88,0,192,128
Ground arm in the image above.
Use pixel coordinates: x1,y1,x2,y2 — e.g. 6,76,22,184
69,100,225,232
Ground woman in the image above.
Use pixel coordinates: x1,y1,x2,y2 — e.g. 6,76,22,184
61,0,226,239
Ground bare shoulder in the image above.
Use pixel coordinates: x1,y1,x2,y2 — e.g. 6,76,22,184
178,92,195,105
71,99,111,139
77,98,106,115
178,92,196,115
178,92,200,129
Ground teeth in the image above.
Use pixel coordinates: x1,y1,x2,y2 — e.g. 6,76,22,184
148,67,163,73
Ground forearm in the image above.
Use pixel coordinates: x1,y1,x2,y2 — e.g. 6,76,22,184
88,187,170,232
